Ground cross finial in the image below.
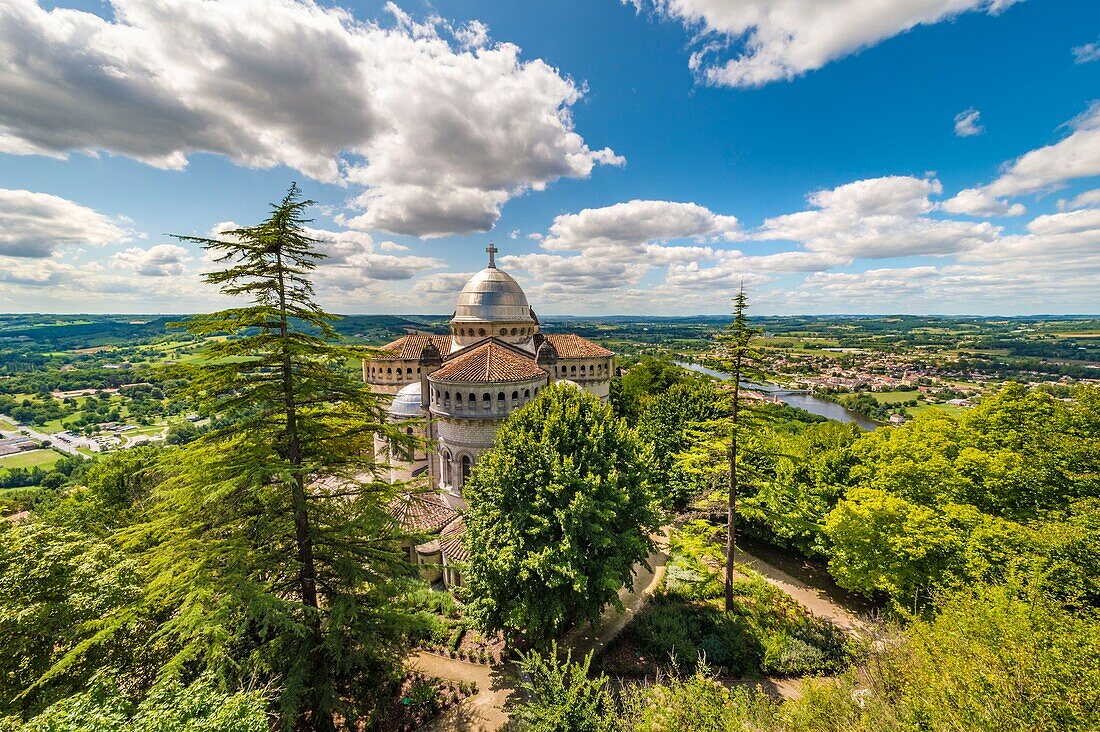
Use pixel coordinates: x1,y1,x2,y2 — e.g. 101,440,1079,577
486,241,498,268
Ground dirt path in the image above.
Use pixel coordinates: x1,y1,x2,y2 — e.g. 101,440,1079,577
409,532,868,729
561,529,671,657
410,653,519,732
412,532,673,731
734,541,869,636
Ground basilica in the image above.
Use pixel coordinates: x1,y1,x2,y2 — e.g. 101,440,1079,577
364,245,614,586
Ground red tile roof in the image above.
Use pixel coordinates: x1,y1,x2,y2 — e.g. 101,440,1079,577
389,492,457,533
431,340,547,383
439,516,468,562
545,333,613,358
375,333,452,361
440,535,469,563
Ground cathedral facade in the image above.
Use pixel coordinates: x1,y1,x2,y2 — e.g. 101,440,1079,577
364,246,614,586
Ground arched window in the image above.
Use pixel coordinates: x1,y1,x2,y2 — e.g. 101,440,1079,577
497,392,505,405
406,367,413,376
511,390,519,400
456,392,463,404
524,389,530,398
444,391,451,402
406,426,413,435
387,367,392,375
469,393,477,404
442,450,452,485
580,365,586,374
461,455,471,484
534,387,539,395
482,393,491,409
571,365,577,374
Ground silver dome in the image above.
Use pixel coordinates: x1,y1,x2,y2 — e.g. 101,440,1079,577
452,267,535,324
388,381,423,417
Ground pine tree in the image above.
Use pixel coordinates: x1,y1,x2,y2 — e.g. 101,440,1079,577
717,283,763,612
48,184,419,730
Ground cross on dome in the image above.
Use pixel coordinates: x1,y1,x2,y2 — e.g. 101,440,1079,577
486,242,498,268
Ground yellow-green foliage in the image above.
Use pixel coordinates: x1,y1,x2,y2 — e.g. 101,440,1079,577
525,583,1100,732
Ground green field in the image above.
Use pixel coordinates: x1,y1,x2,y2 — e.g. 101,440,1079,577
0,449,65,474
867,390,921,404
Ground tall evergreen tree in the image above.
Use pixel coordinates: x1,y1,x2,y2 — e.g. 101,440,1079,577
43,185,419,730
717,284,763,612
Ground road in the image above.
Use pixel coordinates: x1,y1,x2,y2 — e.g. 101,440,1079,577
0,413,91,458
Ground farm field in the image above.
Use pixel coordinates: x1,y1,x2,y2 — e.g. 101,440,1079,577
0,449,65,474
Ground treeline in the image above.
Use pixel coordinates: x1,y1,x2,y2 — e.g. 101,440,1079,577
616,357,1100,611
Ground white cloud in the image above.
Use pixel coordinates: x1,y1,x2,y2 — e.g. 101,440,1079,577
0,188,131,258
544,199,740,251
629,0,1022,87
1024,208,1100,237
758,176,1000,258
1072,37,1100,64
306,227,442,283
453,19,490,50
500,200,741,294
0,0,620,238
110,244,191,276
954,108,984,137
940,187,1026,217
1058,188,1100,211
944,103,1100,216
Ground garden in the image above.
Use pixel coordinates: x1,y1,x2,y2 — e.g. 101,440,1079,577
600,520,856,679
406,587,506,666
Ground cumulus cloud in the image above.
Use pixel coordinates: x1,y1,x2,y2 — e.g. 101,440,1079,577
0,0,620,237
1058,188,1100,211
1072,37,1100,64
206,221,442,285
500,200,741,294
0,188,131,258
758,176,1000,258
944,103,1100,216
543,199,740,251
629,0,1021,87
305,227,442,283
954,108,984,137
940,187,1027,217
110,244,191,276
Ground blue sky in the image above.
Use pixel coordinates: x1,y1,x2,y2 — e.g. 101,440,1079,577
0,0,1098,314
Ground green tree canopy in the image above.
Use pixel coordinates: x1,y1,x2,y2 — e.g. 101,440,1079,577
462,384,659,648
15,185,419,730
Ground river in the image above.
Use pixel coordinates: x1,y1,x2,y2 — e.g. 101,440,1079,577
674,362,879,431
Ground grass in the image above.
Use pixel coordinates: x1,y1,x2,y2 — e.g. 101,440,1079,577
866,390,920,404
123,424,166,437
0,449,65,474
599,520,854,679
0,417,14,431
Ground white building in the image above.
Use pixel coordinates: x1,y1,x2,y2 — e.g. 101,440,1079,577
364,246,614,585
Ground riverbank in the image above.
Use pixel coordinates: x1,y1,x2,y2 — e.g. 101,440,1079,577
674,361,879,430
